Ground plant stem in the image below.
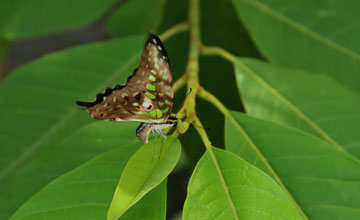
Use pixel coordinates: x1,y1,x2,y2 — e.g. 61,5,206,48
184,5,240,216
193,115,212,149
160,22,189,41
200,45,237,63
185,0,201,123
197,86,231,117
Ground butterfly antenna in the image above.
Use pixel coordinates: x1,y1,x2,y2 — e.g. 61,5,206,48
185,88,193,99
176,88,192,111
188,88,193,95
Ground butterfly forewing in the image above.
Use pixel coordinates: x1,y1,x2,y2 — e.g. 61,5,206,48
76,34,173,123
128,34,173,120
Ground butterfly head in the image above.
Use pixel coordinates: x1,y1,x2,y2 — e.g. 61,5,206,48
136,116,177,144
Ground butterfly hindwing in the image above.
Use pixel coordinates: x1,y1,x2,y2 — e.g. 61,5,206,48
76,34,173,123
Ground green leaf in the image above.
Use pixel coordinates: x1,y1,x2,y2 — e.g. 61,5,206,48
9,142,167,220
225,112,360,220
0,0,117,40
107,137,181,220
105,0,166,37
234,58,360,159
231,0,360,93
0,36,145,207
158,0,187,32
183,147,303,220
0,121,138,220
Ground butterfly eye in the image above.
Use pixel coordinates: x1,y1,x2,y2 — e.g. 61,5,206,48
147,105,153,110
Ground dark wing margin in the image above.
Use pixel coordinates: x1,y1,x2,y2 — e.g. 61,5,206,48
76,84,124,107
146,33,170,67
76,66,141,107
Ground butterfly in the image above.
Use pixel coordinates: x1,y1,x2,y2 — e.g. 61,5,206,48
76,33,177,144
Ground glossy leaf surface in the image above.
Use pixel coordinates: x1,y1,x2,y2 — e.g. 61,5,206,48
234,58,360,159
183,147,303,220
225,112,360,219
232,0,360,93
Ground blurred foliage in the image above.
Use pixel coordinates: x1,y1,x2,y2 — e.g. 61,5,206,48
0,0,118,40
105,0,166,37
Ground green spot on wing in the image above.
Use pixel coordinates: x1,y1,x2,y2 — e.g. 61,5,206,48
156,109,163,118
149,75,156,82
165,100,171,105
158,101,164,107
149,109,157,118
161,107,169,114
146,84,156,91
158,93,163,97
141,111,151,116
145,92,156,100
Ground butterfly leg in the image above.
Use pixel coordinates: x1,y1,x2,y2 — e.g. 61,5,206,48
156,129,167,139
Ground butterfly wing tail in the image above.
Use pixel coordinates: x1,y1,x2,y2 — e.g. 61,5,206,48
76,100,94,107
75,84,125,108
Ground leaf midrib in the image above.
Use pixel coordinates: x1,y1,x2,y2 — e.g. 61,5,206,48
0,53,139,181
206,147,240,220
